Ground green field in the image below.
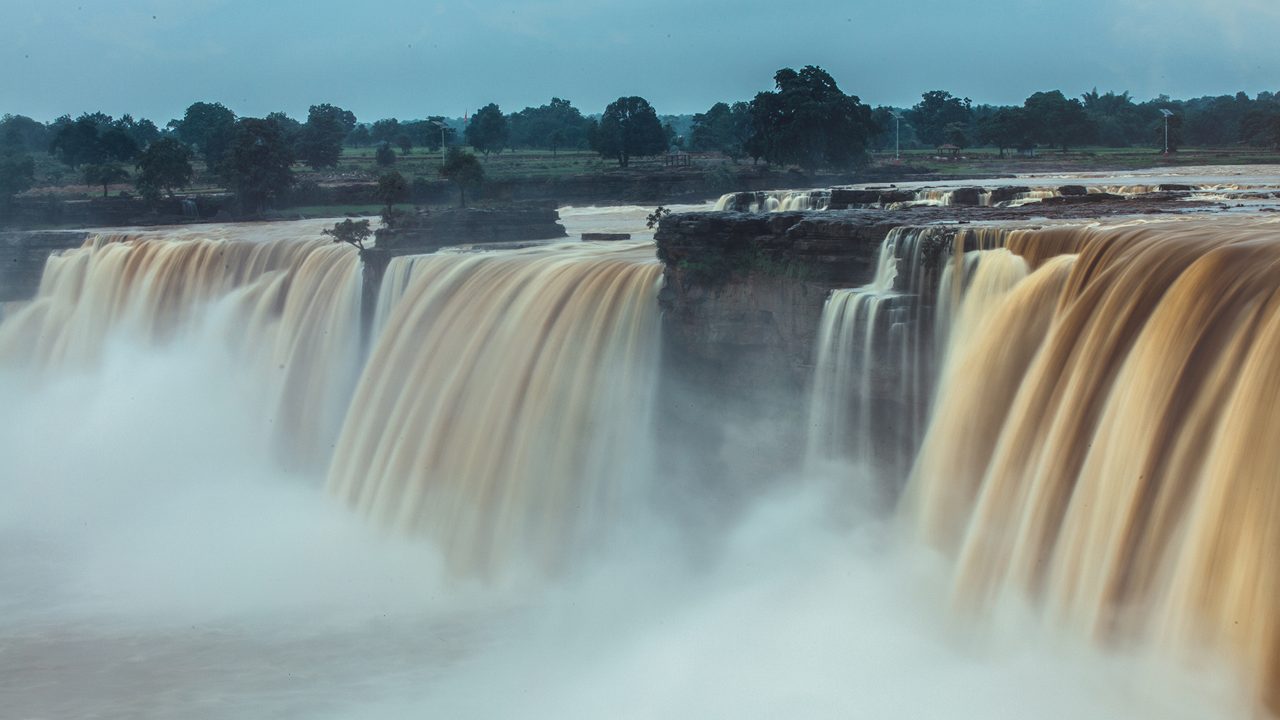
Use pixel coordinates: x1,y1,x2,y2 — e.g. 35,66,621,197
20,144,1280,204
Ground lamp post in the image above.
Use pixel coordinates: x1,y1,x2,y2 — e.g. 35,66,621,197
1159,109,1173,155
890,111,903,161
430,119,449,166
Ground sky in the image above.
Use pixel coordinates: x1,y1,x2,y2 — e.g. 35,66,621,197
2,0,1279,123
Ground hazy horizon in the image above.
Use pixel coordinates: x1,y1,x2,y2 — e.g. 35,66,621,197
3,0,1279,124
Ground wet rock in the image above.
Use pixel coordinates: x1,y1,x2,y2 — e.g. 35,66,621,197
948,187,985,206
988,186,1032,204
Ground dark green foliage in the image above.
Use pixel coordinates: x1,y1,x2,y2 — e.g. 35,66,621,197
266,112,303,146
48,113,145,168
977,107,1032,156
747,66,875,170
82,163,129,197
907,91,973,147
594,96,666,167
439,147,484,207
376,171,409,222
297,104,356,169
134,138,195,200
323,218,372,251
944,122,969,149
689,102,752,160
423,117,456,151
370,119,400,145
645,206,671,229
112,114,160,149
375,142,396,167
1081,90,1148,147
1023,91,1094,152
346,125,372,147
395,135,412,155
49,116,105,167
508,98,589,152
0,153,35,205
169,102,237,164
1243,106,1280,148
1156,113,1183,152
465,104,509,156
0,115,49,154
218,118,295,213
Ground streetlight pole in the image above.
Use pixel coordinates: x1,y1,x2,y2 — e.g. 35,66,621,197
1160,109,1173,155
891,111,902,161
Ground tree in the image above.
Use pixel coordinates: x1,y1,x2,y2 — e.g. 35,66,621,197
218,118,295,212
170,102,237,164
346,125,372,147
49,116,107,167
376,170,408,221
375,142,396,167
439,147,484,207
465,103,509,156
747,66,876,170
113,114,161,148
424,116,457,151
977,107,1031,157
323,218,372,251
297,104,355,169
1081,89,1147,147
0,153,35,209
593,96,666,167
370,118,401,145
689,101,754,161
135,137,195,200
266,111,303,146
0,115,49,154
944,122,969,149
395,134,413,155
508,98,590,152
82,163,129,197
1023,90,1095,152
906,91,973,148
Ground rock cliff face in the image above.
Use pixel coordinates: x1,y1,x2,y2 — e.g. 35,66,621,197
651,195,1217,481
655,211,896,395
653,210,907,483
0,231,89,302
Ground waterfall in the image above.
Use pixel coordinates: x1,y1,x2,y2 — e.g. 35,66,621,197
713,189,830,212
0,222,664,575
0,225,364,470
900,216,1280,716
327,243,663,574
805,224,1020,475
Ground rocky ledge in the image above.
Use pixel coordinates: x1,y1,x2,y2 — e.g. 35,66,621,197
373,205,567,251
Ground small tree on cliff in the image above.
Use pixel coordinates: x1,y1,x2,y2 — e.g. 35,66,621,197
439,147,483,207
323,218,372,252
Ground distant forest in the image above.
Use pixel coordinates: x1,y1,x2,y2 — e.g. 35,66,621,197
4,65,1280,210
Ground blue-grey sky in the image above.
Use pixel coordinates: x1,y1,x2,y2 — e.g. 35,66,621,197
3,0,1278,123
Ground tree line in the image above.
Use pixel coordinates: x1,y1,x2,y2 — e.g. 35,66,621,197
5,68,1280,212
